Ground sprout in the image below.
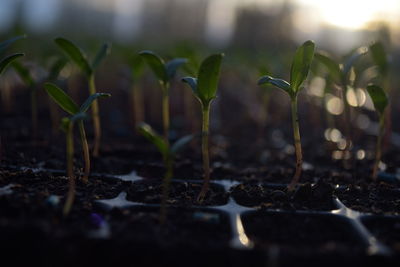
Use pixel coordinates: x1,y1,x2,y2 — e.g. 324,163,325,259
315,46,368,166
137,122,193,223
128,55,145,127
182,53,224,202
0,36,25,76
54,38,111,157
139,51,187,142
258,40,315,192
366,84,388,181
45,83,110,188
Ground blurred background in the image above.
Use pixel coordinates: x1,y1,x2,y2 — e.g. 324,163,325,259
2,0,400,167
1,0,399,51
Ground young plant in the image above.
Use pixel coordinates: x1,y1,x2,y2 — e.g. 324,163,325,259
54,38,111,157
0,36,25,75
137,122,193,223
258,40,315,192
182,54,224,202
45,83,110,185
12,62,39,140
139,51,187,142
128,55,145,127
366,84,388,181
315,46,368,164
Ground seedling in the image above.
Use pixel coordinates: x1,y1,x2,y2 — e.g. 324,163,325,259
0,36,25,75
258,41,315,192
45,83,110,186
315,46,368,164
366,84,388,181
137,122,193,223
182,53,224,202
54,37,111,157
139,51,187,141
128,55,145,126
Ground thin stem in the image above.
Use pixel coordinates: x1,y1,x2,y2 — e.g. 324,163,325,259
162,83,170,143
89,74,101,157
31,89,38,142
372,115,385,181
288,97,303,192
159,155,173,224
78,121,90,183
198,105,210,202
131,83,144,129
63,122,76,216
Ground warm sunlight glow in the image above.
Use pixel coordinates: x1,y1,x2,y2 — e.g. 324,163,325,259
297,0,400,29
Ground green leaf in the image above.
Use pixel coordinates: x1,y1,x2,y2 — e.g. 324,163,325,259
139,50,167,84
48,57,67,81
0,35,26,53
258,75,291,94
91,42,111,70
182,77,198,96
366,84,388,115
171,134,195,155
137,122,168,157
290,40,315,93
315,53,341,83
0,53,24,75
343,46,368,78
370,42,388,76
165,58,187,79
54,38,92,76
44,83,79,115
79,93,111,113
12,61,35,87
197,54,224,105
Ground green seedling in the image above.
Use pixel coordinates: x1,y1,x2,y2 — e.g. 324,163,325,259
258,40,315,192
366,84,388,181
139,51,187,141
45,82,110,186
315,47,368,163
54,37,111,157
137,122,193,223
128,55,145,126
182,53,224,202
0,36,25,75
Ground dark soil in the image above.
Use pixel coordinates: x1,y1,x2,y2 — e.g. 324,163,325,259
231,180,337,211
335,182,400,215
126,180,229,206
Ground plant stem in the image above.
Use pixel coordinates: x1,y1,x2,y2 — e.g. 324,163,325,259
162,83,170,143
131,83,144,129
288,97,303,192
78,121,90,183
372,115,385,181
63,122,75,216
159,155,173,224
198,105,210,202
89,75,101,157
31,89,38,142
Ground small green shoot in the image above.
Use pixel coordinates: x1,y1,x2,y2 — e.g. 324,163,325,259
0,36,25,76
137,122,193,223
55,38,111,157
45,83,111,185
139,51,187,141
258,40,315,192
128,55,145,126
366,84,388,181
182,53,224,202
12,62,39,140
